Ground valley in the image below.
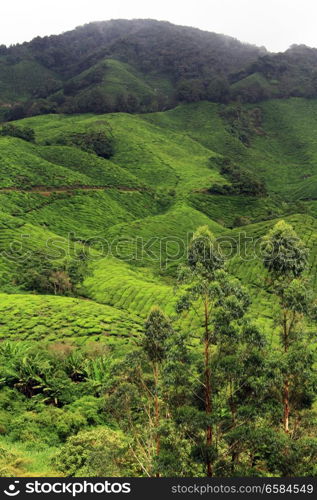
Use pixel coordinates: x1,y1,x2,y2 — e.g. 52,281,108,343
0,19,317,477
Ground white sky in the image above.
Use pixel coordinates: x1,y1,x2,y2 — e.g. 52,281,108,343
1,0,317,52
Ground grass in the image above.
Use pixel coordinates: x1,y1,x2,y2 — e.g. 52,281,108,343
99,59,158,100
21,190,160,241
82,256,176,318
16,106,226,194
188,192,283,227
0,436,59,477
104,203,224,271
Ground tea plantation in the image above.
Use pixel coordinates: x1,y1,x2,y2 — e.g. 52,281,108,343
1,98,317,475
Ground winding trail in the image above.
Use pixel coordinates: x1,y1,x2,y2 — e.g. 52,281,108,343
0,185,147,196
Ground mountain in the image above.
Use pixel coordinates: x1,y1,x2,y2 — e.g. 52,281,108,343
230,44,317,102
0,19,265,119
1,20,317,477
2,19,317,122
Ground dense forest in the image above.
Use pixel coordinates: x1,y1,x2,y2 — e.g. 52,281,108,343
0,19,264,119
0,19,317,478
1,20,317,121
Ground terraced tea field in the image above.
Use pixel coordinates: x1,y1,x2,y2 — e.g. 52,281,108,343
0,99,317,344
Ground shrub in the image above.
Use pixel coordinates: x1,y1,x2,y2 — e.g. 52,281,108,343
15,250,86,296
0,124,35,142
53,427,132,476
233,216,252,227
8,407,87,446
50,129,114,159
219,104,264,145
0,447,29,477
209,163,267,197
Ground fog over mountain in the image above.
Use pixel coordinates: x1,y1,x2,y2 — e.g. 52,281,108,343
2,0,317,52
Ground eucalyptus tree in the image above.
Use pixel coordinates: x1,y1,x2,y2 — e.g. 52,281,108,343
142,306,173,475
262,220,316,434
176,226,253,476
100,308,177,477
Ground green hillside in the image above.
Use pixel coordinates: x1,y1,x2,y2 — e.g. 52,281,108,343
1,98,317,298
15,98,317,200
0,19,266,120
1,98,317,306
0,293,142,342
2,20,317,123
0,95,317,476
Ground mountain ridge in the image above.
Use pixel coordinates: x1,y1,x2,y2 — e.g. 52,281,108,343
1,19,317,474
0,19,265,119
2,19,317,120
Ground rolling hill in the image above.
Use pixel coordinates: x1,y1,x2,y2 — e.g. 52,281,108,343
1,19,266,118
2,19,317,123
0,98,316,331
1,19,317,476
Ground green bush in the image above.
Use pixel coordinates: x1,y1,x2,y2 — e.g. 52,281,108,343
233,215,252,227
0,124,35,142
53,427,132,476
209,163,267,197
8,407,88,446
0,447,29,477
15,250,87,296
49,129,114,159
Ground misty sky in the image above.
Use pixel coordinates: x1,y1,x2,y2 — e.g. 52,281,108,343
2,0,317,52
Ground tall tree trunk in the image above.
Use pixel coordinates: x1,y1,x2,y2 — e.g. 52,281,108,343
229,379,238,473
283,378,290,433
282,309,290,433
204,296,213,477
153,362,160,477
231,451,238,474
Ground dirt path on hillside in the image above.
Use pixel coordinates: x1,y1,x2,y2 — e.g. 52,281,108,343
0,185,147,196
